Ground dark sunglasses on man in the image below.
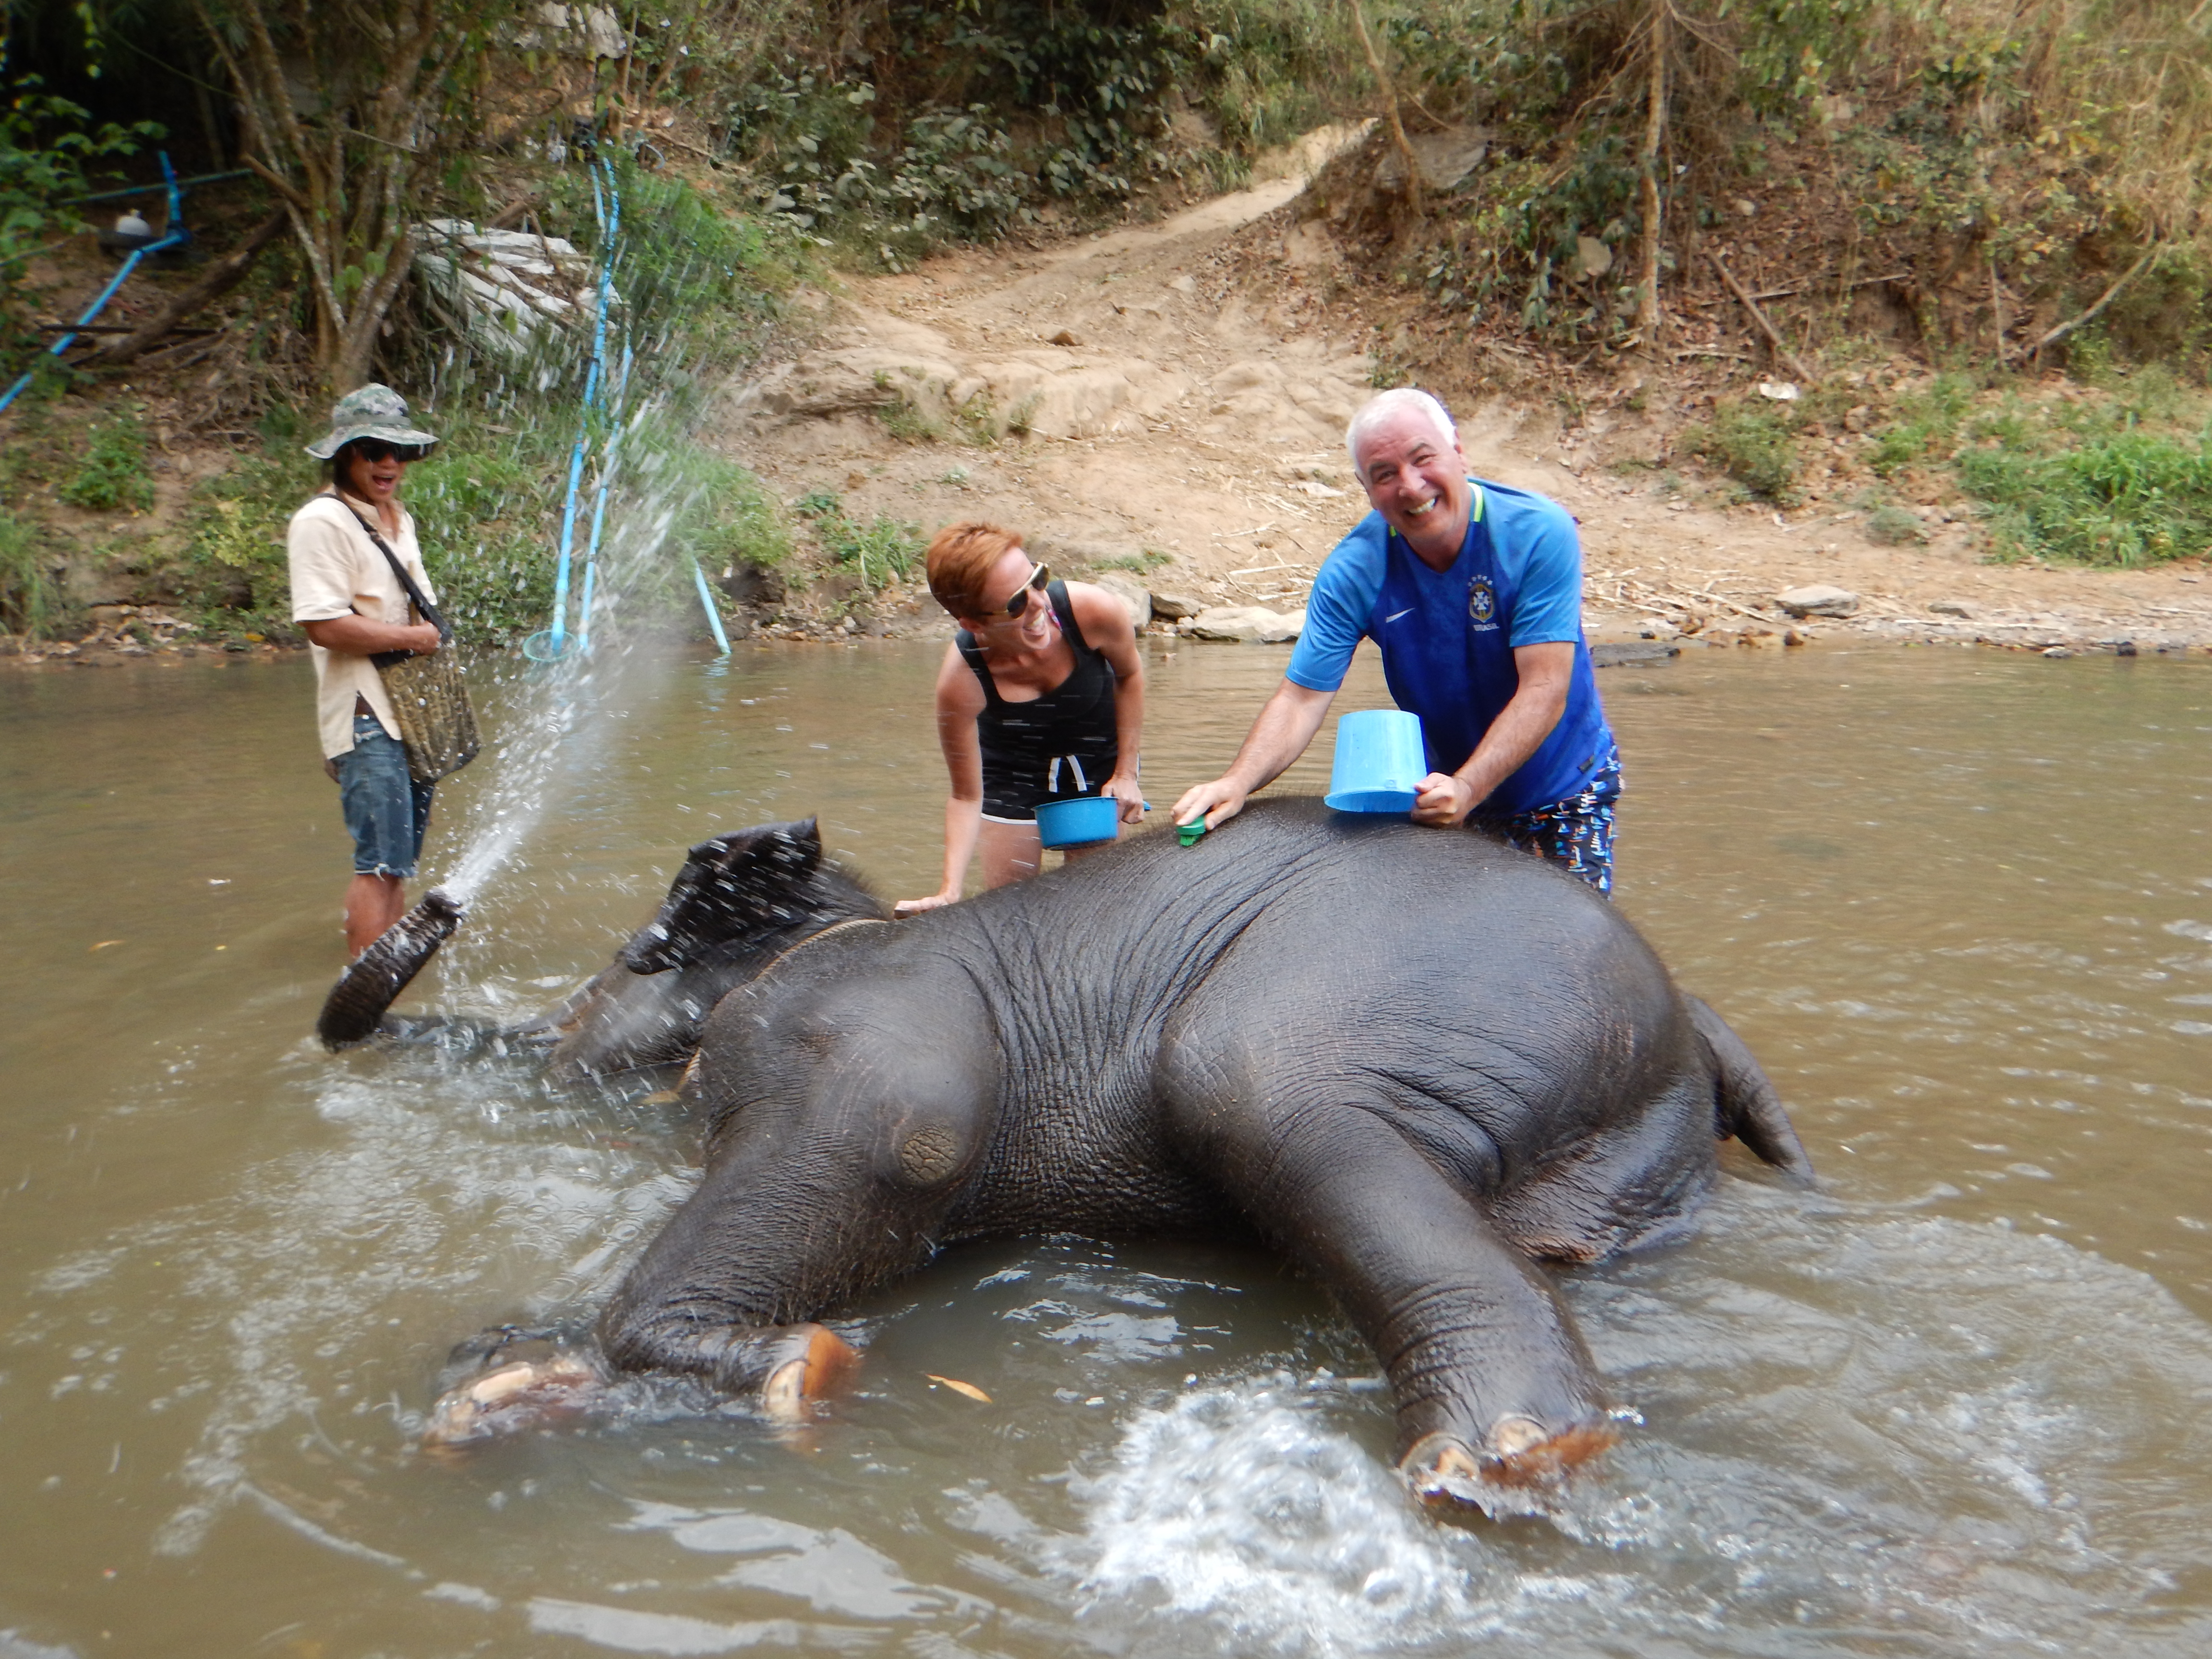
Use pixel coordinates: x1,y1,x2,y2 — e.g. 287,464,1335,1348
348,439,428,464
974,561,1051,623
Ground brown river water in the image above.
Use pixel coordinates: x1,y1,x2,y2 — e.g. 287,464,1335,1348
3,638,2211,1657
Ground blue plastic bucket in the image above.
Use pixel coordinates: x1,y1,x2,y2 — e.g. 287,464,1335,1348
1035,794,1120,848
1326,709,1427,813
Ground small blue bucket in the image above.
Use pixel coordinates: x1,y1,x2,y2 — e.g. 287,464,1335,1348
1326,709,1427,814
1035,794,1120,848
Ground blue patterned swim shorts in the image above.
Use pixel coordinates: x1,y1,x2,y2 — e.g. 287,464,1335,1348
1472,753,1622,897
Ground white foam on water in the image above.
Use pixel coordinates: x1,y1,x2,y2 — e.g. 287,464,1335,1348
1052,1190,2212,1659
1062,1383,1541,1654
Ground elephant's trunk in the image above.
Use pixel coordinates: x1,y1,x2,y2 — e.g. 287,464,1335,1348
316,888,467,1049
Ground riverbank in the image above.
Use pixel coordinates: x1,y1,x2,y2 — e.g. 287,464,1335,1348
707,147,2212,661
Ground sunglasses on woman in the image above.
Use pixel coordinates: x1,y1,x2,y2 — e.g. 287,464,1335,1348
348,439,426,464
974,561,1051,622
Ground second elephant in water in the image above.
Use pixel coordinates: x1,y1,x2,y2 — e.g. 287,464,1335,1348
431,799,1813,1512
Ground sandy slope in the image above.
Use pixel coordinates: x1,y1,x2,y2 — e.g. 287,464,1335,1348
717,155,2212,656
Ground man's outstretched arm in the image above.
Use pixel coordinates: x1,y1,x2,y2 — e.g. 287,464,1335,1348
1172,678,1336,830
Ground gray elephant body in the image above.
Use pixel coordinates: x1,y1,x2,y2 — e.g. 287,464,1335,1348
571,798,1811,1505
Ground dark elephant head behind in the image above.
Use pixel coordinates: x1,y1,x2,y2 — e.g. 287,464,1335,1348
541,818,889,1081
622,820,827,974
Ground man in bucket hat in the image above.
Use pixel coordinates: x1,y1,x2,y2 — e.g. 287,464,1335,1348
289,384,445,957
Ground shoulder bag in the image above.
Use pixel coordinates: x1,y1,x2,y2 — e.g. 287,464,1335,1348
333,496,480,784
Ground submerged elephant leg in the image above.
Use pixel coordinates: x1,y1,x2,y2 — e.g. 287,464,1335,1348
1173,1093,1612,1510
421,1331,609,1455
597,999,997,1421
602,1316,862,1424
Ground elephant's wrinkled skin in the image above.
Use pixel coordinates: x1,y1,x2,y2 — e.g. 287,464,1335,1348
433,799,1812,1510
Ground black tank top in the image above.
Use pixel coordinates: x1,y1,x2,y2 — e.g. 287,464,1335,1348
957,581,1120,812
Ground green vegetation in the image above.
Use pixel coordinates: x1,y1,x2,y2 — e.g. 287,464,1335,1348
666,448,792,577
794,490,924,590
1963,425,2212,568
0,78,163,355
1864,504,1927,546
1391,1,2211,374
1683,400,1799,503
57,411,153,512
0,507,59,637
876,386,942,444
1088,547,1173,572
1867,378,1973,479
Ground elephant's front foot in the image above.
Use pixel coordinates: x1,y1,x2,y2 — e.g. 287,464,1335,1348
1399,1416,1617,1517
758,1323,861,1424
421,1337,608,1457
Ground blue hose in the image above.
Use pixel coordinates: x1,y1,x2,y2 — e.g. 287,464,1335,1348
534,156,622,661
0,154,186,418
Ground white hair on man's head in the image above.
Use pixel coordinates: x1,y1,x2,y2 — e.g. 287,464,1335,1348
1345,387,1458,480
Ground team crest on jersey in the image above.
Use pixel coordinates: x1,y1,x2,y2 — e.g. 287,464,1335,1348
1467,576,1499,628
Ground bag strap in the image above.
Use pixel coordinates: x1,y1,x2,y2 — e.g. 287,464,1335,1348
327,493,450,648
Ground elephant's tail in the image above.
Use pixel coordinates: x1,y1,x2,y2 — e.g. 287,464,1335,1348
316,888,466,1049
1685,995,1815,1187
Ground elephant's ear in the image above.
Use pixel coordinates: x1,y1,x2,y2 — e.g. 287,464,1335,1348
621,819,825,974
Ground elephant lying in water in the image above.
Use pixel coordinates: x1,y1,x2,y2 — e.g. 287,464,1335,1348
422,800,1813,1511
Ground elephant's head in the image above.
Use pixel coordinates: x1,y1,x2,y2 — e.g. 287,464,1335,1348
621,819,825,974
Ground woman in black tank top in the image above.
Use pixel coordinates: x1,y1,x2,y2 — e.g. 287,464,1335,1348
895,523,1147,915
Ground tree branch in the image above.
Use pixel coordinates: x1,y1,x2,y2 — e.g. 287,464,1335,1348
2033,243,2164,361
1708,251,1816,384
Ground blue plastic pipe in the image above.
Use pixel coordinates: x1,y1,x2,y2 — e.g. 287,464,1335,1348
691,558,730,656
543,158,622,654
0,154,186,417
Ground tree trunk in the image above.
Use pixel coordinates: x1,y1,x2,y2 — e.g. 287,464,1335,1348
1634,1,1668,351
191,0,487,392
1348,0,1423,224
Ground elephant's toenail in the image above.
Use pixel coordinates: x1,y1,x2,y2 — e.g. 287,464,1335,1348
1400,1432,1482,1499
1490,1415,1550,1459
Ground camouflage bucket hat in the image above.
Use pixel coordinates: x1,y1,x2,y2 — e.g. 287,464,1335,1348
304,383,440,460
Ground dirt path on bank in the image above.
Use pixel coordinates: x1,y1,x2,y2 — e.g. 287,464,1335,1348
719,147,2212,657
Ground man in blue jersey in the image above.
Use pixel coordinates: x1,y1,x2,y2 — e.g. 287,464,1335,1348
1171,387,1622,892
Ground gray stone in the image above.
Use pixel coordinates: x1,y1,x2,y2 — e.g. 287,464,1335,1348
1928,598,1973,617
1189,604,1303,644
1149,588,1205,622
1374,127,1491,194
1591,641,1680,668
1084,570,1152,636
1774,584,1859,619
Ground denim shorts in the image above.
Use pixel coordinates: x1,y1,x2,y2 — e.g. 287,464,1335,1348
337,713,435,878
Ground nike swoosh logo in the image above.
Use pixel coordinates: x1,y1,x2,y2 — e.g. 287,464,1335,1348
1384,607,1414,622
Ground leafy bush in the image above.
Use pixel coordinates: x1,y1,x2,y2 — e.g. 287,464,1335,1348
59,413,154,512
1864,504,1926,544
0,506,61,637
171,451,316,633
1866,376,1972,478
0,79,163,354
664,448,791,576
1684,399,1798,502
1960,428,2212,566
794,490,923,589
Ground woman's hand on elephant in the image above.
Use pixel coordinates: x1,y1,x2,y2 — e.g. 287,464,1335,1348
894,890,959,917
1411,772,1477,827
1104,774,1146,824
1173,776,1249,832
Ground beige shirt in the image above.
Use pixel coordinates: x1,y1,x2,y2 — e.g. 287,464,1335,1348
288,491,439,759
